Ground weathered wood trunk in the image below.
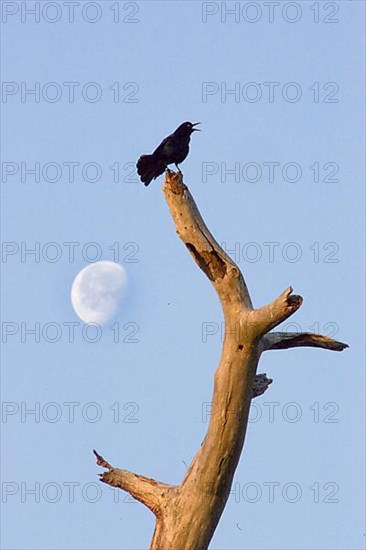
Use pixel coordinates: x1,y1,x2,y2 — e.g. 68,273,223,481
95,171,347,550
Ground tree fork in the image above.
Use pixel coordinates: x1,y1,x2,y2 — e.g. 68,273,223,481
95,171,348,549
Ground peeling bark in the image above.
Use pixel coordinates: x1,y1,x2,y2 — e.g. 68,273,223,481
95,170,347,549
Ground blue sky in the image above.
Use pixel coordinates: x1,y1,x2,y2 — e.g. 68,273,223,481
1,1,365,549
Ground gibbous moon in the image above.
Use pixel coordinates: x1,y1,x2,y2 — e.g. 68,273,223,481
71,261,127,324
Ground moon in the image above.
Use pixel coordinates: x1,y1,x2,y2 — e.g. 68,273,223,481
71,261,127,324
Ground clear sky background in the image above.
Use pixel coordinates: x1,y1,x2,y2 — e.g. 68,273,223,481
1,1,365,549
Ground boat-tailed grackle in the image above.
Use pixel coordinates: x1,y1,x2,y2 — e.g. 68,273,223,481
136,121,200,186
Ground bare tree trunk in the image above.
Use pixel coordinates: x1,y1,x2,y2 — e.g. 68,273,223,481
95,171,347,549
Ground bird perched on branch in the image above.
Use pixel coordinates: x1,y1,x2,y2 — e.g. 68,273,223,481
136,121,201,186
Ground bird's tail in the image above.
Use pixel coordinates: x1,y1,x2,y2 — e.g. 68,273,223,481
137,154,167,186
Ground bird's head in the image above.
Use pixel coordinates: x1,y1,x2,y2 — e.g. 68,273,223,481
177,121,201,135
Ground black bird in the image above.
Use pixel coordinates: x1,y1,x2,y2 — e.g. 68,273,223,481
136,121,200,186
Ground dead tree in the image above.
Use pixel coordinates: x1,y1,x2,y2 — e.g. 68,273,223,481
94,171,347,549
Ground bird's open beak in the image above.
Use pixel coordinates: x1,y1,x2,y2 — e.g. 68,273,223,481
192,122,201,131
